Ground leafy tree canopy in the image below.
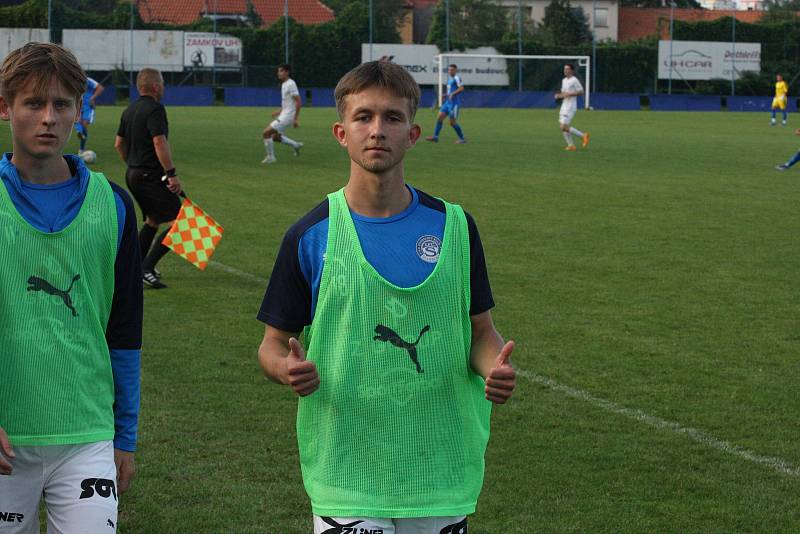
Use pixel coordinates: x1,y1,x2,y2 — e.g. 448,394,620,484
426,0,510,49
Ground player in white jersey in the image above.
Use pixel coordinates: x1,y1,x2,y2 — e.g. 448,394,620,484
262,64,303,163
555,63,589,151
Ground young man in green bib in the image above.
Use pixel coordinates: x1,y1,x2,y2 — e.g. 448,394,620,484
257,60,516,533
0,43,143,533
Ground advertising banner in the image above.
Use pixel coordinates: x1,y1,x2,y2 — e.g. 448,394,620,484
63,30,183,72
0,29,50,64
658,41,760,80
184,33,242,69
362,44,509,86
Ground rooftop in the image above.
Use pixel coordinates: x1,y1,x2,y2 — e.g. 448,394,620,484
137,0,335,27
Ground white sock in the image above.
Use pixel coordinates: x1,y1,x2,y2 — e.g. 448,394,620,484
265,138,275,157
570,127,584,137
280,135,300,149
562,131,573,145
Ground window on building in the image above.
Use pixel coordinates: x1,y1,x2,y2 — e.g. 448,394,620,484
594,7,608,28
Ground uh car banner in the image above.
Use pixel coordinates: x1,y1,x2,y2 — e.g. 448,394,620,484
658,41,760,81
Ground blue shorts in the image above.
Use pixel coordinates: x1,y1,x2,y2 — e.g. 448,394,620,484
439,100,460,119
80,104,95,124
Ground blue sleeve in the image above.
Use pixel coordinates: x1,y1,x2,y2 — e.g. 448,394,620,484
257,199,328,332
107,183,143,451
110,349,141,451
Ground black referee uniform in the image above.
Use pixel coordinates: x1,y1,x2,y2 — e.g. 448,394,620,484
117,95,180,224
117,94,180,288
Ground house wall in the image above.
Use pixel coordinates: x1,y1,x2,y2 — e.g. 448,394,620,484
497,0,619,42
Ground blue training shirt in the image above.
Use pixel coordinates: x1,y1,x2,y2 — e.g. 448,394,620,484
447,75,463,105
257,185,494,333
0,153,143,452
83,77,99,110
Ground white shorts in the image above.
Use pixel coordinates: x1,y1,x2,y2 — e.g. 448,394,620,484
0,441,118,533
559,109,576,126
313,515,467,533
269,116,293,134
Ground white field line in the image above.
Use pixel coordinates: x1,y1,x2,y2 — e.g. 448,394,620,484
207,261,268,285
519,370,800,479
200,261,800,479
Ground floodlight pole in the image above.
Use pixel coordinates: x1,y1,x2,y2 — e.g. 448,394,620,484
369,0,373,61
668,1,674,95
130,0,135,87
213,0,218,85
47,0,52,42
284,0,289,64
591,0,597,93
731,15,736,96
517,0,523,91
445,0,450,52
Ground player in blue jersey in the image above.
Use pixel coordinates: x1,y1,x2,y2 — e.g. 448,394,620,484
257,60,516,533
75,76,104,156
775,128,800,170
0,43,142,533
425,64,467,144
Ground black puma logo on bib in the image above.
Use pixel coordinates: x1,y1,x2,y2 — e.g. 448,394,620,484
27,274,80,317
373,324,430,373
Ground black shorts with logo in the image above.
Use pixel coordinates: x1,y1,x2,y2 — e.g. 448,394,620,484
125,168,181,224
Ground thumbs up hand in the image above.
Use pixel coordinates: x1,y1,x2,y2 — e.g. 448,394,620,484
285,337,320,397
485,341,516,404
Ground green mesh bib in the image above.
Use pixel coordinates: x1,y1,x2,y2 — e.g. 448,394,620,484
0,171,117,445
298,188,491,517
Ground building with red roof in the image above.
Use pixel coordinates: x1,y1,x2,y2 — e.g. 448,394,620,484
137,0,335,28
618,7,764,42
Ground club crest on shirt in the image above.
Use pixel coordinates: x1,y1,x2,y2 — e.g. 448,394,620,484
415,235,441,264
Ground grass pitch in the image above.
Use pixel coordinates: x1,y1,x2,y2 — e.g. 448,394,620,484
3,104,799,532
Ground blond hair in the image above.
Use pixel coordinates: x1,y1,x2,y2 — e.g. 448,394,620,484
0,42,86,105
334,61,420,120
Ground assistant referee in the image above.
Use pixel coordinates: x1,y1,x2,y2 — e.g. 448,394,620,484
115,68,182,289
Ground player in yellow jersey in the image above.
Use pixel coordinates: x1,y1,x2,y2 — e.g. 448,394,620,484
771,73,789,126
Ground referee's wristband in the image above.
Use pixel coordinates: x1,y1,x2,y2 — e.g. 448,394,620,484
165,168,177,178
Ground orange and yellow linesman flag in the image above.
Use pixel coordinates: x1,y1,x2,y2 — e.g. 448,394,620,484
161,197,224,270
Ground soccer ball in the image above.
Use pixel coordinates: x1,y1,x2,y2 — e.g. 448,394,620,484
80,150,97,164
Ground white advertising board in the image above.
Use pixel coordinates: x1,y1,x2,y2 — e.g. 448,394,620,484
63,30,184,72
658,40,760,80
184,33,242,69
362,44,509,86
0,28,50,64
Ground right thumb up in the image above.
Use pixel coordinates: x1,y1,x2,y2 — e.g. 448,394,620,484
288,337,306,361
285,337,319,397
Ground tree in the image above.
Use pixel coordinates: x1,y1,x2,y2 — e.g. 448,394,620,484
540,0,591,46
245,0,263,28
760,0,800,23
62,0,116,12
320,0,405,42
426,0,510,49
